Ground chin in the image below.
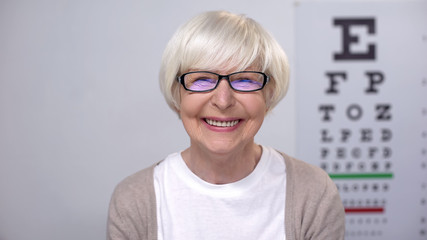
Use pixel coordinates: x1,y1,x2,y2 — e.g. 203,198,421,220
202,141,243,155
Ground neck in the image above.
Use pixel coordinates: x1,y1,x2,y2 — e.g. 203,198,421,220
181,143,262,184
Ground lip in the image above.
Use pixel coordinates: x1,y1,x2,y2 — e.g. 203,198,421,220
202,117,243,132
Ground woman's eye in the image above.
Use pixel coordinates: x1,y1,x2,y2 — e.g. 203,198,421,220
234,79,259,85
232,79,262,89
194,78,215,84
236,79,253,83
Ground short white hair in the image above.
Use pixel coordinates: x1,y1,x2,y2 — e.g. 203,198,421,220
159,11,289,114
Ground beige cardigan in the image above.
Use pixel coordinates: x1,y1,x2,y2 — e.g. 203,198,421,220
107,152,345,240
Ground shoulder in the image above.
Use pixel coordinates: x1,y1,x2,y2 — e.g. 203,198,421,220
282,152,331,189
280,151,339,206
107,163,159,240
110,163,159,210
114,164,156,195
278,152,345,240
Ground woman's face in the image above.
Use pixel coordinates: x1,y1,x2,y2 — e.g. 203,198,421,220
179,69,268,155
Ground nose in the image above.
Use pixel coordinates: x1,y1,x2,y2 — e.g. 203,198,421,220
210,78,235,110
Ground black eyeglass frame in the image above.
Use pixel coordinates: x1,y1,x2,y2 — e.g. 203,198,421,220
177,71,270,93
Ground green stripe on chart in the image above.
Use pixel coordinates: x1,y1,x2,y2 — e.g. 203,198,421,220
329,173,394,179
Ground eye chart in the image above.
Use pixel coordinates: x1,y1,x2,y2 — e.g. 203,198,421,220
295,1,427,239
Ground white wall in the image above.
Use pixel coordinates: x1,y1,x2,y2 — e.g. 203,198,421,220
0,1,295,239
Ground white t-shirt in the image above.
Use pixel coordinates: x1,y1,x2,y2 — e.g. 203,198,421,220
154,145,287,240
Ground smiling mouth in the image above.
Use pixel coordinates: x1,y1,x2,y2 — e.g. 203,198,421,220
204,118,240,127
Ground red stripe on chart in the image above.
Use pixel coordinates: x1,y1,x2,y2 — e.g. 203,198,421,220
345,207,384,214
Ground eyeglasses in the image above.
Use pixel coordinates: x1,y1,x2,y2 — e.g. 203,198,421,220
178,71,269,92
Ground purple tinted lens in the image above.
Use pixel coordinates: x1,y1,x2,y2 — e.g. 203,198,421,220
231,79,263,91
187,78,217,91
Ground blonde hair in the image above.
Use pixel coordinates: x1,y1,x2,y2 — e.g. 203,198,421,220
159,11,289,114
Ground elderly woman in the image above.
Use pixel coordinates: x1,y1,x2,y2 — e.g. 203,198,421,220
107,11,345,240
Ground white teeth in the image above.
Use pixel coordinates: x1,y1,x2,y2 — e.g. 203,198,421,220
205,119,239,127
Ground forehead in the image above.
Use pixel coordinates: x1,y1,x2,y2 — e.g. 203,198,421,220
178,38,264,75
185,61,262,75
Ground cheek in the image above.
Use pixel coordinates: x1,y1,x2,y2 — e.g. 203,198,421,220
244,94,268,117
240,95,267,134
180,102,198,130
262,85,274,111
179,89,195,117
179,105,201,140
180,95,204,118
179,93,208,133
